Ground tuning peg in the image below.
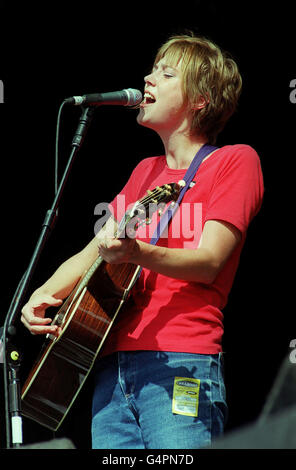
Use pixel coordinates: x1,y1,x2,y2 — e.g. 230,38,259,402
135,217,152,229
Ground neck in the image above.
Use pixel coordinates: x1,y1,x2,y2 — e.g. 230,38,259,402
161,131,208,170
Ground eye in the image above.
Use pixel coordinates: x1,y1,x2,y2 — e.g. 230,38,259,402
163,72,174,78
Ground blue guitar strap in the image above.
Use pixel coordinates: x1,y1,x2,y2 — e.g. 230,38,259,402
149,143,218,245
133,143,218,284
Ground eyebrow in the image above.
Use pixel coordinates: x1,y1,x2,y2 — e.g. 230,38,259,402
152,63,178,72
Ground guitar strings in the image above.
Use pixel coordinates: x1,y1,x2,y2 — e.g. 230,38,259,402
116,184,178,238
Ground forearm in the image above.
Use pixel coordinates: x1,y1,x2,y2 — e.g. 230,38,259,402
30,253,88,301
130,240,218,284
98,220,240,284
22,216,118,335
30,216,117,301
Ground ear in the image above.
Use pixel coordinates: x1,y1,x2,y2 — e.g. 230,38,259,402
192,93,210,110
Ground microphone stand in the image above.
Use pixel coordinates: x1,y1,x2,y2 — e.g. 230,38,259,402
1,105,95,448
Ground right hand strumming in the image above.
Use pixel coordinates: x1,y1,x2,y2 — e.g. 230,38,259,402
21,294,63,336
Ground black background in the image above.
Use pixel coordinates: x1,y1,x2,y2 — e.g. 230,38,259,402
0,0,295,449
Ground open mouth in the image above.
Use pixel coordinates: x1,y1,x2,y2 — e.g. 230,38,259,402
142,91,156,106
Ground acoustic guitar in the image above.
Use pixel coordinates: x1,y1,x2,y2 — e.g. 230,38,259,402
21,183,180,431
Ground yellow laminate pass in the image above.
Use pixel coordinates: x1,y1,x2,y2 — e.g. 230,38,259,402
172,377,201,417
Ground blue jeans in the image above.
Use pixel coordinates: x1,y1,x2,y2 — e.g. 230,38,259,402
92,351,227,449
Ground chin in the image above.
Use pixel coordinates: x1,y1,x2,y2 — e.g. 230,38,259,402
136,110,144,125
137,111,151,129
136,110,159,132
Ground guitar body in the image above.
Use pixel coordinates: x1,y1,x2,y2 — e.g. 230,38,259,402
21,259,140,431
21,182,180,431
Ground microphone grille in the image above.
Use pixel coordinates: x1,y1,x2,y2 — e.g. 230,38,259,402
124,88,143,106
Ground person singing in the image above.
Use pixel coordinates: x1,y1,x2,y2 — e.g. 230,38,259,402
21,33,264,449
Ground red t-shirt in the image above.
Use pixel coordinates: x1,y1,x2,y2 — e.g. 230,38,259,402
101,144,264,355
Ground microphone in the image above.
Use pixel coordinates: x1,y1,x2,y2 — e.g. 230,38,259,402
64,88,142,107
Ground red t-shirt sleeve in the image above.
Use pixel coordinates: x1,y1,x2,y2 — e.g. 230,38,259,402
205,145,264,234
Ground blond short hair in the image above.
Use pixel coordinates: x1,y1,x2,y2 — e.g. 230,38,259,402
154,34,242,144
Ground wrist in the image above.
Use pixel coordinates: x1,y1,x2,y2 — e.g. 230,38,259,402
30,287,47,300
30,285,57,301
129,239,161,267
129,239,142,264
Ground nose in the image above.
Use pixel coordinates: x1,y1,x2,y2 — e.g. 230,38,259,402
144,71,156,86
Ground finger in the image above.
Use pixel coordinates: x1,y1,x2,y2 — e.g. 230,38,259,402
22,297,62,321
30,324,60,336
38,296,63,308
21,303,52,322
104,239,122,250
21,316,56,335
21,313,52,329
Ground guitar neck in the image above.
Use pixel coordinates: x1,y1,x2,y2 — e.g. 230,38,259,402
73,255,104,300
70,182,180,302
75,216,123,296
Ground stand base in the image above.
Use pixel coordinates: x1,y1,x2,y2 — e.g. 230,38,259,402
19,438,75,449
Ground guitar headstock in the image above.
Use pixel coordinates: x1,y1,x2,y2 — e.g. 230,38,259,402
117,183,181,237
131,182,181,218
